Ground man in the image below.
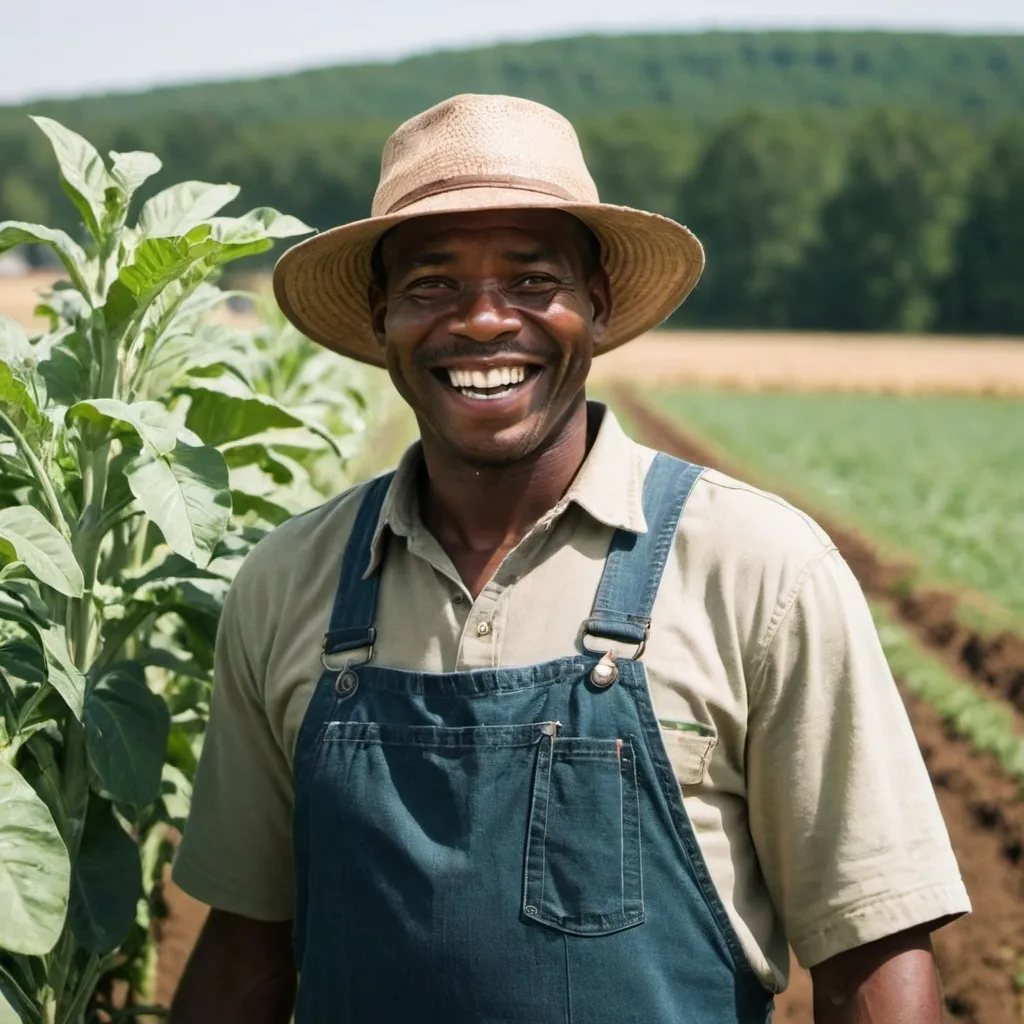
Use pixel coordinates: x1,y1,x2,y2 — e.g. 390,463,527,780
171,94,969,1023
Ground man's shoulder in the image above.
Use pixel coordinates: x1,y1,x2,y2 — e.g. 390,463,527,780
680,463,835,573
233,473,390,590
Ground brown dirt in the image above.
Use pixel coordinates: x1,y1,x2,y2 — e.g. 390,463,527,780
612,386,1024,730
151,869,208,1011
904,688,1024,1024
773,682,1024,1024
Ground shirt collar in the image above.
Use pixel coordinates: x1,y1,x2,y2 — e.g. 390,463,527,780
364,401,649,576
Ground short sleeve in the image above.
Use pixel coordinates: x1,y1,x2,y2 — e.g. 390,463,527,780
172,573,295,921
746,547,970,968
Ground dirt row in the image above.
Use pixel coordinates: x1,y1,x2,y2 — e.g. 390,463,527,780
614,387,1024,1023
612,386,1024,728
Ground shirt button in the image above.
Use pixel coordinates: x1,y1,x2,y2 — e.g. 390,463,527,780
476,621,491,637
453,593,465,605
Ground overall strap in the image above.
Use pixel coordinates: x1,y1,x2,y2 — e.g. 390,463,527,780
582,453,704,657
321,472,395,662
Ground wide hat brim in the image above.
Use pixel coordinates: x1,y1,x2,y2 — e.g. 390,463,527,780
272,186,705,368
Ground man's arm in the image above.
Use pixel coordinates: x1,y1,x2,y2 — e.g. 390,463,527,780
811,925,943,1024
169,909,296,1024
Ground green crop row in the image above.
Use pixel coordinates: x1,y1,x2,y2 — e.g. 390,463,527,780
648,390,1024,624
871,601,1024,788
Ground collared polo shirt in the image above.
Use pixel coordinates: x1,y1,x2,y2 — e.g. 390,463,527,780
174,403,968,988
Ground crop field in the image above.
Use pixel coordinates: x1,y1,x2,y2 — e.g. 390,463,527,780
648,389,1024,621
608,382,1024,1024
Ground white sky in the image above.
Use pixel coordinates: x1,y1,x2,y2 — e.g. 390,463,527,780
2,0,1023,104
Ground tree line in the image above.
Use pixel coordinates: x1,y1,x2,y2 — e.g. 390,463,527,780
7,32,1022,126
3,105,1022,334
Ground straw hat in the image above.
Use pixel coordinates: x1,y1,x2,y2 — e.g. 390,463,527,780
273,94,705,367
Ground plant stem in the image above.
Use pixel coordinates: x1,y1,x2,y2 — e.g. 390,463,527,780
92,604,157,675
0,410,70,540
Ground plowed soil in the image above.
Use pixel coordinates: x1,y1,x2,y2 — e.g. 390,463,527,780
614,388,1024,1022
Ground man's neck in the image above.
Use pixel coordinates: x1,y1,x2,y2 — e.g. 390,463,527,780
418,402,593,558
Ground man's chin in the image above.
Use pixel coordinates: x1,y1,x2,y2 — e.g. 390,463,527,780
432,419,547,469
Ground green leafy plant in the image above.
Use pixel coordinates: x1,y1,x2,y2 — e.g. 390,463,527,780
0,117,366,1022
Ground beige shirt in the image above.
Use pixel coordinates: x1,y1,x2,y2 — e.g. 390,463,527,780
174,403,968,988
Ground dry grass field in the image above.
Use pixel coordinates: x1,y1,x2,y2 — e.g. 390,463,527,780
589,328,1024,394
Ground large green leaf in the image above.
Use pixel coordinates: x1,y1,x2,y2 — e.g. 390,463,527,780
68,798,141,954
0,760,70,955
208,207,314,244
126,441,231,568
136,182,239,239
31,117,112,242
109,150,162,201
0,984,28,1024
35,625,84,720
35,332,89,410
67,399,179,457
182,377,307,447
0,317,32,367
231,491,294,527
0,639,46,688
84,666,169,809
0,362,43,438
0,223,90,299
0,508,83,598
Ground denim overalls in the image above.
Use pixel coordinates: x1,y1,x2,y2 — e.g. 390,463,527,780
292,453,775,1022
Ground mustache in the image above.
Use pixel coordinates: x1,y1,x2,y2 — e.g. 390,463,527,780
416,338,555,367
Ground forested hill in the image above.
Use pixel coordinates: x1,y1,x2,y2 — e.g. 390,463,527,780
6,31,1024,125
2,32,1022,334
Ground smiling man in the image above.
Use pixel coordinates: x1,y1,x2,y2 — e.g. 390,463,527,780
170,95,969,1024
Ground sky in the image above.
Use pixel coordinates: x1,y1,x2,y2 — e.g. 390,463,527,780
3,0,1023,104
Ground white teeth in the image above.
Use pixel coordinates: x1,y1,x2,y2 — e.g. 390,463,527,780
444,365,532,394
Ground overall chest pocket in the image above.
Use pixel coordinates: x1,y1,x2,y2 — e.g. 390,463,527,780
523,735,644,936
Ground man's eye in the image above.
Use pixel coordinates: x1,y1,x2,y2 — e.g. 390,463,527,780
408,277,451,291
517,274,555,287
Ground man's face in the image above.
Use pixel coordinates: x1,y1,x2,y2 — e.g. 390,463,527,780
370,209,610,466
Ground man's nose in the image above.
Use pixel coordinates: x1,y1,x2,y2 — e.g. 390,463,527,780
451,286,521,343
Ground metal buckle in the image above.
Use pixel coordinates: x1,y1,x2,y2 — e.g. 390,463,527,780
581,620,649,661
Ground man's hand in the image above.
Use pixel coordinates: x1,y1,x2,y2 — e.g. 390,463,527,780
169,908,296,1024
810,925,944,1023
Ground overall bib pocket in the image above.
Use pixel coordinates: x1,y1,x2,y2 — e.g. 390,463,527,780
523,735,644,936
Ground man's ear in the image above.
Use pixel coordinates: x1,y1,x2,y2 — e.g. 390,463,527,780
369,282,387,349
589,268,612,345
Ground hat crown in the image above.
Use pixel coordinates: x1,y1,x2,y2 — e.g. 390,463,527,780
371,94,600,217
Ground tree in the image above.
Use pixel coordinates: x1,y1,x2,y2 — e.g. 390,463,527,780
676,111,840,327
939,118,1024,335
797,109,975,332
577,111,701,218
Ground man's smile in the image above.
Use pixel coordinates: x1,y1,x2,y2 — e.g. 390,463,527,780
431,361,545,401
426,358,547,414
